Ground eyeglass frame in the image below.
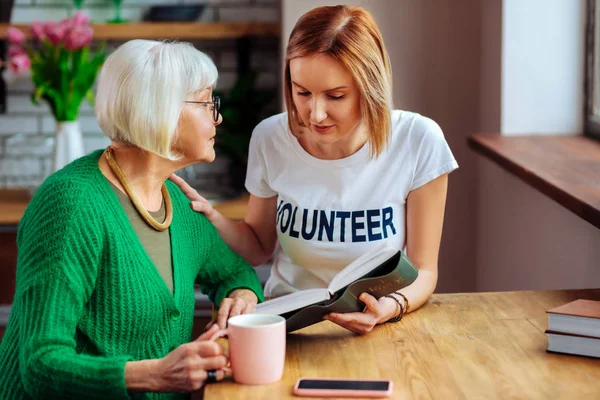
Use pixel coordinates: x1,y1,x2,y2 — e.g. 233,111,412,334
184,95,220,122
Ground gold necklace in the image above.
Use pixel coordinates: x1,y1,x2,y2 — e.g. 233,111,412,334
104,146,173,231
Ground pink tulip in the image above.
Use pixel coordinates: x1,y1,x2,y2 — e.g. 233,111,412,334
43,22,56,38
30,21,45,41
72,11,91,27
8,45,25,58
44,22,68,46
58,18,73,31
6,27,26,45
65,26,93,51
9,53,31,74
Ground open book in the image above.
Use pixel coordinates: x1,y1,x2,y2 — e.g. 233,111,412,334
255,245,418,332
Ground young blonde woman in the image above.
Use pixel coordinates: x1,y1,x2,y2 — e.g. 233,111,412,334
0,40,263,399
173,5,458,334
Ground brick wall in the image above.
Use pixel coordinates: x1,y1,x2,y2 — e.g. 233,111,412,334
0,0,280,198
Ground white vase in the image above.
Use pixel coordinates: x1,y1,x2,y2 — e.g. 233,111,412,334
52,120,85,173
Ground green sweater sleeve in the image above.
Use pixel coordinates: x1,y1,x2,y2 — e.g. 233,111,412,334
15,181,131,399
196,223,265,306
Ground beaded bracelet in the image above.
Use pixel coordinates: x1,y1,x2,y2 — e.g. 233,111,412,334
394,291,410,313
383,293,405,323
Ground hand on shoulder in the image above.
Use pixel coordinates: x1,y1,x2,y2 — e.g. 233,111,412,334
169,173,218,222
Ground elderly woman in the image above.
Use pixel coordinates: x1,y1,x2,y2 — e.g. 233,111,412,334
0,40,263,399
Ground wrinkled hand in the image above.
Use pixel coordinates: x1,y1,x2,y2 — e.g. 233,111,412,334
153,325,227,392
169,174,216,221
208,289,258,330
323,293,398,334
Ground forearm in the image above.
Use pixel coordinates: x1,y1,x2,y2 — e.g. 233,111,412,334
125,360,160,392
396,268,437,314
207,264,265,305
377,268,437,323
210,212,272,266
22,348,132,399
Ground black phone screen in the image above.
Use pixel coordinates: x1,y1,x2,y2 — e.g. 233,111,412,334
297,379,390,391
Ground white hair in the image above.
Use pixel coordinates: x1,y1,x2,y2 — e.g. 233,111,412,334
95,39,218,160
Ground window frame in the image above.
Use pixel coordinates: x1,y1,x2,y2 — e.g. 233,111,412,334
585,0,600,139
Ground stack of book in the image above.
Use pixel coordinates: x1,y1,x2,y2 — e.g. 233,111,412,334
546,299,600,358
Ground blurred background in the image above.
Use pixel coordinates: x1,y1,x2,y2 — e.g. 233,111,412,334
1,0,599,332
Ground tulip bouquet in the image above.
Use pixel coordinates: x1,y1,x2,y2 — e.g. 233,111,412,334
4,11,106,122
4,11,107,173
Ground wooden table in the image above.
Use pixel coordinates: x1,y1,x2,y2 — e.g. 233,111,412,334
205,289,600,399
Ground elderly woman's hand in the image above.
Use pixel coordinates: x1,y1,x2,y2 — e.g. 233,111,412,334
151,325,227,392
213,289,258,329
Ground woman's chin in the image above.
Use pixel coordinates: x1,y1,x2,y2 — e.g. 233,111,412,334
312,134,344,147
183,154,215,166
203,151,216,163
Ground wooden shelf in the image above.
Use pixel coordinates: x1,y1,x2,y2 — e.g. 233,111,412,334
468,133,600,229
0,22,280,40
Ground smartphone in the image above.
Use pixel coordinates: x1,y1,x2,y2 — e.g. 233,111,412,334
293,377,393,398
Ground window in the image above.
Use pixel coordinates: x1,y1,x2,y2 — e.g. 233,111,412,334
586,0,600,139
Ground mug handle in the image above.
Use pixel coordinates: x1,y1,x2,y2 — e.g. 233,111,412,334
208,328,232,373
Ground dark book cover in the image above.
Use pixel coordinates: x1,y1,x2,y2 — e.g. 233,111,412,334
284,251,418,332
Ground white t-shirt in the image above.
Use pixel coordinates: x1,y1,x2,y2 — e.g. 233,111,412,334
245,110,458,297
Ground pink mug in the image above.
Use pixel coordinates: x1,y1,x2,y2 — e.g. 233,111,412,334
209,313,286,385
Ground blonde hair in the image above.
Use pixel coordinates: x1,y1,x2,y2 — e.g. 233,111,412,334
95,39,218,160
284,5,393,158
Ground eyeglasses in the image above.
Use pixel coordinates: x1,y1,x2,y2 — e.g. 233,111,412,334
184,95,220,122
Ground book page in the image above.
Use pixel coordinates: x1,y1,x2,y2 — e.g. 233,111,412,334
328,245,399,294
255,288,330,316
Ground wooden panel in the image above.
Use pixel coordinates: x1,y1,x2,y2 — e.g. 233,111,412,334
0,22,280,40
0,190,249,225
0,229,17,305
0,189,29,225
192,316,213,339
468,134,600,229
206,289,600,400
212,193,249,221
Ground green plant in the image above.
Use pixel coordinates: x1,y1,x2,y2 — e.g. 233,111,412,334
72,0,85,9
6,13,107,122
31,44,106,122
214,70,276,191
108,0,128,24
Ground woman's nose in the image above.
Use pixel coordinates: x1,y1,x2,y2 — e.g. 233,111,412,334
310,98,327,123
214,113,222,126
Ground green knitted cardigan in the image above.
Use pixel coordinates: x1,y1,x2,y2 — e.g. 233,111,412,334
0,150,264,400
